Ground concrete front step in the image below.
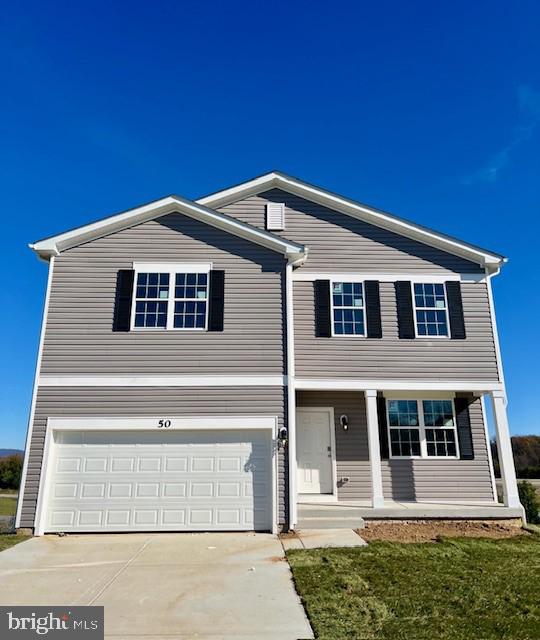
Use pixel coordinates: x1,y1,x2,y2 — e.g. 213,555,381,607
297,505,365,529
296,516,365,529
299,506,366,519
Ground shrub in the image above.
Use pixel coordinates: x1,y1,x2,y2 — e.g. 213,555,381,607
518,480,540,524
0,455,23,490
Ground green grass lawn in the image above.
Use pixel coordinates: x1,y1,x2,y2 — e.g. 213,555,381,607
0,496,17,516
0,534,30,553
287,535,540,640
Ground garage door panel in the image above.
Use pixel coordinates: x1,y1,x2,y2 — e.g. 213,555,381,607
45,429,273,533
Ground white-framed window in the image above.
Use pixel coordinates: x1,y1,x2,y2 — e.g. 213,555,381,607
330,280,366,336
386,398,459,458
131,263,211,331
412,282,449,337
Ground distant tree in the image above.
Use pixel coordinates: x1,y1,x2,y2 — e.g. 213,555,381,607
518,481,540,524
491,435,540,478
0,454,23,490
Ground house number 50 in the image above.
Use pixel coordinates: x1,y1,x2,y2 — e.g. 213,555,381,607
158,419,171,428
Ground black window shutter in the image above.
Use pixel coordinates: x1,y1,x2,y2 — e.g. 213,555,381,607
365,280,382,338
208,270,225,332
446,281,466,339
455,397,474,460
395,281,415,339
113,270,134,332
314,280,331,337
377,396,389,459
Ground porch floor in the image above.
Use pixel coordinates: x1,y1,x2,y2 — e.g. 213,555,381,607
297,499,523,520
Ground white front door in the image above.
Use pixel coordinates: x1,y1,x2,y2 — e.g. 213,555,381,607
297,408,334,495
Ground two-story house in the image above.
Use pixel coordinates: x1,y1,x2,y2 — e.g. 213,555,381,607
16,172,522,535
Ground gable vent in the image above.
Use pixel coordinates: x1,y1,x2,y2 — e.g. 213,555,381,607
266,202,285,230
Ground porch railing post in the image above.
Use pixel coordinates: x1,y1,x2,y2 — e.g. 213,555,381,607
365,389,385,508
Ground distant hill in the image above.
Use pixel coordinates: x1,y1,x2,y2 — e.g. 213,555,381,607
491,435,540,478
0,449,23,458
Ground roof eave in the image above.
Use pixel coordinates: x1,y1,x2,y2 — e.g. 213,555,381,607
198,172,506,270
30,194,306,262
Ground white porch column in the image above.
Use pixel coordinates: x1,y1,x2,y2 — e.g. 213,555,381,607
285,262,298,529
490,391,520,508
365,390,385,508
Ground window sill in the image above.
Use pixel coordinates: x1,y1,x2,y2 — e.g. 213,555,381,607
389,456,460,460
130,327,207,332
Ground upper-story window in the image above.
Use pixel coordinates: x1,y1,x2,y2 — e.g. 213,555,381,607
132,263,210,331
331,281,365,336
387,398,459,458
412,283,449,337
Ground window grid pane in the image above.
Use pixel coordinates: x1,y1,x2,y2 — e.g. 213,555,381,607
423,400,455,427
414,283,448,336
332,282,365,335
175,272,208,300
173,273,208,329
390,428,421,456
425,428,457,457
388,400,419,427
134,301,168,328
134,273,170,327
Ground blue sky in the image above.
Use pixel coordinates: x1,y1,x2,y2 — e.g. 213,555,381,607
1,1,539,448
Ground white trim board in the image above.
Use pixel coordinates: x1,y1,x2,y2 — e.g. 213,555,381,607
47,415,278,432
15,256,55,529
132,262,212,272
197,171,506,271
486,268,507,395
38,375,288,387
285,262,298,528
295,378,503,392
292,272,485,283
30,194,306,263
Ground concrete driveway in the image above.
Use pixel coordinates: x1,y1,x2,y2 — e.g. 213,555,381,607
0,533,313,639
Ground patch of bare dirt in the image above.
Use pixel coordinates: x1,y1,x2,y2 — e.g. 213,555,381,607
268,555,286,563
279,531,300,540
360,519,527,543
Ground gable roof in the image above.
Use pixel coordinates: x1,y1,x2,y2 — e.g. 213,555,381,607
30,193,307,264
198,171,506,272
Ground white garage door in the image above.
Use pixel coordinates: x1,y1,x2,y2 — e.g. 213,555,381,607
43,429,273,532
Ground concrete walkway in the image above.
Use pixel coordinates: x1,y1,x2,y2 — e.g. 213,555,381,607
0,533,313,639
281,529,367,550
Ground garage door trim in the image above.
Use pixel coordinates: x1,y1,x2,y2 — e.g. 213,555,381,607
34,415,278,535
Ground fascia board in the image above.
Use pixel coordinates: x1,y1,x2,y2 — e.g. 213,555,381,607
30,194,305,261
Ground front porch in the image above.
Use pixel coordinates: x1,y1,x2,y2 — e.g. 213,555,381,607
290,383,522,529
297,500,523,529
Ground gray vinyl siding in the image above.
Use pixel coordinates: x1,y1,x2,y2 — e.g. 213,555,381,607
220,189,499,380
219,189,484,273
297,391,495,502
20,386,287,530
40,212,286,376
294,280,499,381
